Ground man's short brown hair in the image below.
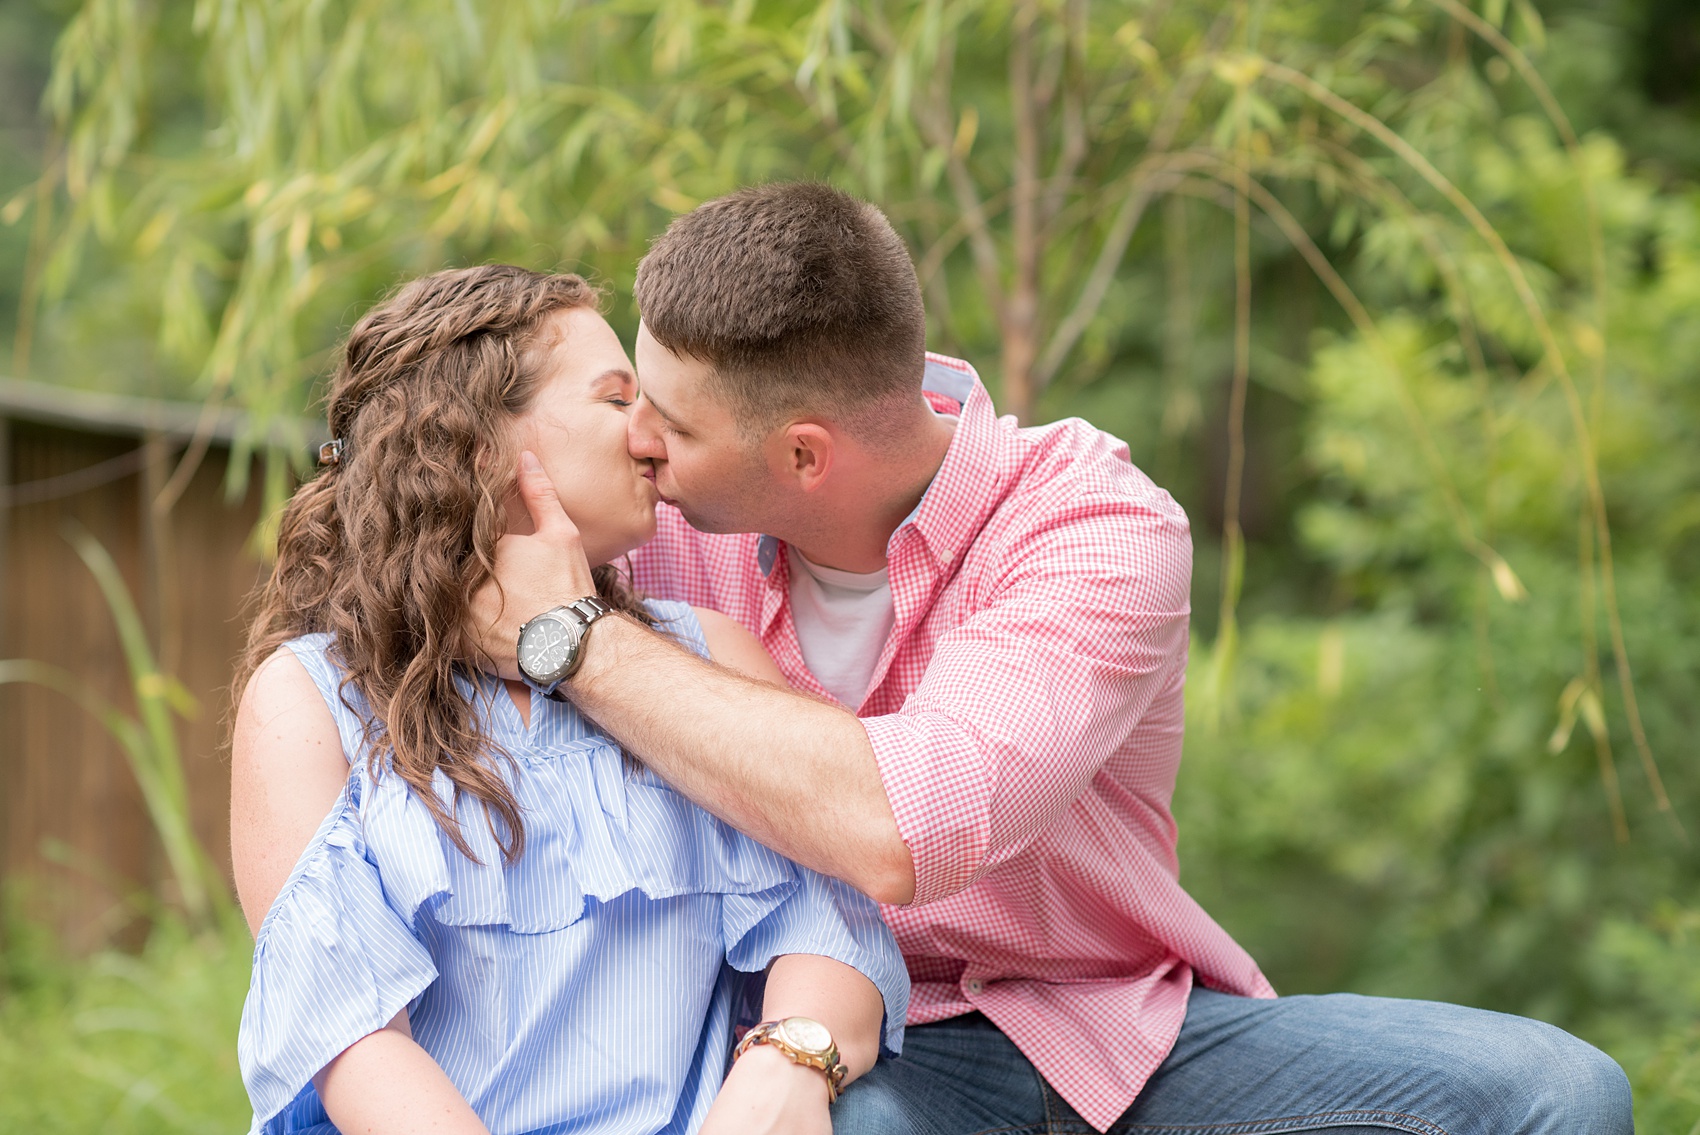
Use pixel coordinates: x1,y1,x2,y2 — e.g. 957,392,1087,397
634,182,926,435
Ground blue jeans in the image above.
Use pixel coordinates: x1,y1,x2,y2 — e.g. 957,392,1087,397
833,989,1632,1134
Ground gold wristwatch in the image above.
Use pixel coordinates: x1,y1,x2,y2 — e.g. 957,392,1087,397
731,1016,848,1101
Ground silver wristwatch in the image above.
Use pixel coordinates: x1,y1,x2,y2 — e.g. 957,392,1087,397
516,596,614,697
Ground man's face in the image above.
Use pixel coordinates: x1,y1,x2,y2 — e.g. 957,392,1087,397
629,322,781,534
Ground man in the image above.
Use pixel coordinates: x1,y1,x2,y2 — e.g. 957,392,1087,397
473,182,1631,1133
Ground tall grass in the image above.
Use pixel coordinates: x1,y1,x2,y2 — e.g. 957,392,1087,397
0,903,252,1135
0,521,231,929
0,524,252,1127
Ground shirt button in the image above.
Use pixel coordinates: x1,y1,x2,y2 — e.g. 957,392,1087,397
965,979,983,994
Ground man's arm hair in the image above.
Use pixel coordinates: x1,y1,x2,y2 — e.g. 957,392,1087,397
562,614,916,904
471,452,1188,907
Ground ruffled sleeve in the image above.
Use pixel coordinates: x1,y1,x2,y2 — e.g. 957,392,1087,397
722,867,911,1056
238,775,442,1131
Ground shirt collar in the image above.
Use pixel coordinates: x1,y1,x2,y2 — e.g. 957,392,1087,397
756,353,1007,579
902,354,1007,570
757,533,782,577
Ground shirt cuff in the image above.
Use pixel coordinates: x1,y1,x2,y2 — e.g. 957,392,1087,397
861,713,992,907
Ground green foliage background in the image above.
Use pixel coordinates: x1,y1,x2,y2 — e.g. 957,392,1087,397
2,0,1698,1129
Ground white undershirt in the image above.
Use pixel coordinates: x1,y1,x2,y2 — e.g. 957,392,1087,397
787,549,897,709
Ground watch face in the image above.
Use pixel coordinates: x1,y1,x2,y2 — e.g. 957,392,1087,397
518,614,582,682
777,1017,833,1056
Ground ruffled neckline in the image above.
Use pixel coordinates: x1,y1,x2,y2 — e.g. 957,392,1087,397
267,635,800,939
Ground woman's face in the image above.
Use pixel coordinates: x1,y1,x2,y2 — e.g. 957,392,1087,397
506,306,658,565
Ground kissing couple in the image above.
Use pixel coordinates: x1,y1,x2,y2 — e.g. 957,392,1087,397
230,182,1630,1135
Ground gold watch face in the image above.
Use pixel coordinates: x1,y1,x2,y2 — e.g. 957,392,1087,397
777,1016,833,1056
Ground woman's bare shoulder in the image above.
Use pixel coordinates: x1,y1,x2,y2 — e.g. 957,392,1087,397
231,645,351,932
235,647,342,760
690,607,786,686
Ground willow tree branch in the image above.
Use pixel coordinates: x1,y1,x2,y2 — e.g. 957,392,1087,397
1032,9,1234,389
1032,149,1210,387
1040,0,1090,237
912,32,1004,314
1261,59,1674,825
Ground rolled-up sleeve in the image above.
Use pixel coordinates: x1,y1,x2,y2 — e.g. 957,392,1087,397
863,488,1193,907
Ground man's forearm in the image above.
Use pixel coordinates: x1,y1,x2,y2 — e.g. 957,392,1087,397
565,615,916,904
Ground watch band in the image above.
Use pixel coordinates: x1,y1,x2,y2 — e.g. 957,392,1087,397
517,595,614,698
556,595,612,679
731,1018,848,1102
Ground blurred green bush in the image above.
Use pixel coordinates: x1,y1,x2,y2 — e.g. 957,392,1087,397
0,907,252,1134
1170,102,1700,1131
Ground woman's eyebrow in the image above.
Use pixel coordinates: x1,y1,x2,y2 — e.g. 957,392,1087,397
590,366,638,391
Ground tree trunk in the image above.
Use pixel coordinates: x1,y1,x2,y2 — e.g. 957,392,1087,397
1005,1,1041,424
1002,311,1039,425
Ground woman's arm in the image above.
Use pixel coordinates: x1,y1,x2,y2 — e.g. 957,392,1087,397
692,607,786,685
689,613,889,1131
230,648,352,930
312,1010,490,1135
759,954,885,1082
232,650,488,1135
699,954,885,1135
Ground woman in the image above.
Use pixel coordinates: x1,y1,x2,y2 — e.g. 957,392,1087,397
230,265,907,1135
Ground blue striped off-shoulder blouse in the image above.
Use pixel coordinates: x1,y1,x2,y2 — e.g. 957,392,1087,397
237,601,907,1135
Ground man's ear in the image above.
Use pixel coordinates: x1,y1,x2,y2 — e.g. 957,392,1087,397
774,421,835,492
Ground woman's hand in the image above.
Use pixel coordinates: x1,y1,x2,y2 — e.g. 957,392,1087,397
699,1044,833,1135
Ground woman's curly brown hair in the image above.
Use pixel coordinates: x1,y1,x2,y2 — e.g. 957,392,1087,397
237,264,651,864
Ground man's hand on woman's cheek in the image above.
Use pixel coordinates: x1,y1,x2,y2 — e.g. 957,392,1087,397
468,451,598,679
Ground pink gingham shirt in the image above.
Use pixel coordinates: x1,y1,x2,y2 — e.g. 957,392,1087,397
630,354,1274,1131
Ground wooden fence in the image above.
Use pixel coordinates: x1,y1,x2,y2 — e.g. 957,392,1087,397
0,378,319,951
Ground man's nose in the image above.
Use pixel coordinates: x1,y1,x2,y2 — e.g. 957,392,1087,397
628,399,665,460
